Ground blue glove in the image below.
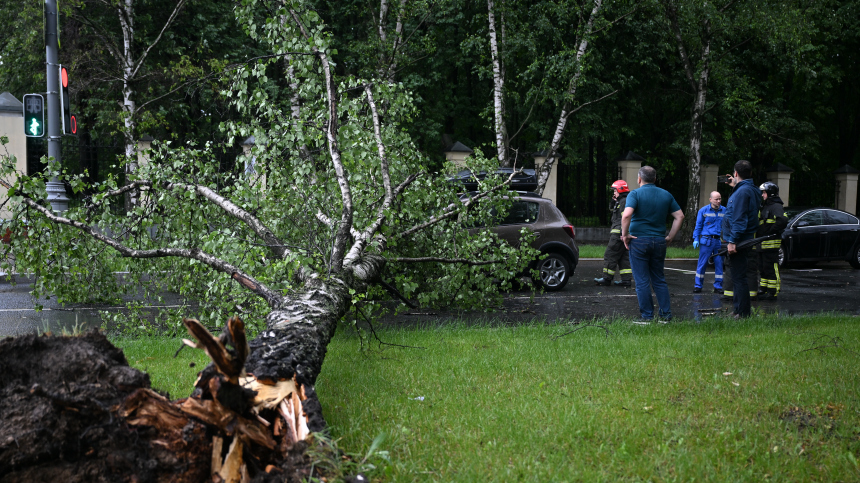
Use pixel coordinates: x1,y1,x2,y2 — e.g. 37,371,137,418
693,240,700,249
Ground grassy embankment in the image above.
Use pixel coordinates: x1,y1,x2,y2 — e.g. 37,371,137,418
116,313,860,482
579,244,700,259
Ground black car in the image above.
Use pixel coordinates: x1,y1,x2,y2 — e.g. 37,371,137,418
779,207,860,268
450,168,538,192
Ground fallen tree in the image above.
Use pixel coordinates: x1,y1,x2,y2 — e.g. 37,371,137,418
0,1,537,480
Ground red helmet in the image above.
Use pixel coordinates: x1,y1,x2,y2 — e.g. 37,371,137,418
611,180,630,193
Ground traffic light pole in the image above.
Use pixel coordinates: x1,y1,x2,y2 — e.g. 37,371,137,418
45,0,69,212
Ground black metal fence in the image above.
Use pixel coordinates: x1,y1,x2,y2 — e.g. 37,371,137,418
556,155,619,227
788,170,837,209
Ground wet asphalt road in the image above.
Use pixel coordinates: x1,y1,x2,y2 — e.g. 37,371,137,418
1,259,858,337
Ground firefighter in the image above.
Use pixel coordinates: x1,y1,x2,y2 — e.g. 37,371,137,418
594,180,632,287
757,182,787,300
692,191,725,293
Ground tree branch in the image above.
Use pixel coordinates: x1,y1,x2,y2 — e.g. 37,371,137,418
390,257,503,265
289,8,353,274
131,0,189,79
0,180,283,308
393,173,517,241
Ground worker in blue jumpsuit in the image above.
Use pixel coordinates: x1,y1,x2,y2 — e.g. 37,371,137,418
692,191,726,293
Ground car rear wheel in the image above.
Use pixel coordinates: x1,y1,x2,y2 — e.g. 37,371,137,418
534,253,570,291
850,244,860,269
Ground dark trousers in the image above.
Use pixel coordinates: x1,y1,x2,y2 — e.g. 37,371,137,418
727,247,754,317
723,247,758,298
602,234,631,281
759,250,780,295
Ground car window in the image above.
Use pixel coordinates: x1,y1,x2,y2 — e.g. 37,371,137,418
824,210,859,225
500,201,539,225
795,210,823,226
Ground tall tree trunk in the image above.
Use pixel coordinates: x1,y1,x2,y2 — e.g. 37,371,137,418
488,0,508,167
535,0,604,196
118,0,138,210
664,0,712,245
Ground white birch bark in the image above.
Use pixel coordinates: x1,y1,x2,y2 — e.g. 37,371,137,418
488,0,509,167
535,0,603,195
665,0,711,244
92,0,189,210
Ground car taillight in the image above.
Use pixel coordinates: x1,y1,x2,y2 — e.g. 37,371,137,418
563,225,575,240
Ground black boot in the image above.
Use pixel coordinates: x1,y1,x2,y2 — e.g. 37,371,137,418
594,277,612,286
614,280,631,287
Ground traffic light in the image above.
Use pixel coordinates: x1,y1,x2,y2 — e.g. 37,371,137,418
59,65,76,135
23,94,45,138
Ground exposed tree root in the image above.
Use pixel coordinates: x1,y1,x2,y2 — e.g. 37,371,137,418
0,317,327,482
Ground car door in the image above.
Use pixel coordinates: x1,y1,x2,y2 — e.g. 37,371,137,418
823,210,860,259
494,201,539,247
786,209,826,260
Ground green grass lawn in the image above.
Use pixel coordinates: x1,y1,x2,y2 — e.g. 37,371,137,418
579,243,700,259
117,314,860,482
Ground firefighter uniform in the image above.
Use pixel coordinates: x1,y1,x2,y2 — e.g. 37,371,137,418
757,186,787,300
692,203,725,291
599,192,632,285
596,180,633,286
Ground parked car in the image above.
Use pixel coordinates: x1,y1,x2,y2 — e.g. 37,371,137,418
779,207,860,268
463,192,579,291
450,167,538,192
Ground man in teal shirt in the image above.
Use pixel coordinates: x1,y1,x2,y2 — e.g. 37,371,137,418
621,166,685,323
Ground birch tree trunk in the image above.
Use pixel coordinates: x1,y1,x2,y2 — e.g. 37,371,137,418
664,0,712,245
118,0,139,210
488,0,509,167
535,0,603,196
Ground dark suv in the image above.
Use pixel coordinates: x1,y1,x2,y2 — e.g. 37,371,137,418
465,192,578,291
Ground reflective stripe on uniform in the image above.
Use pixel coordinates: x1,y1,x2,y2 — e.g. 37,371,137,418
611,229,621,234
620,269,632,274
724,290,734,297
715,274,723,279
774,263,781,295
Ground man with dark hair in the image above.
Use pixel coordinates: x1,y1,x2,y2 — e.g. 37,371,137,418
721,160,761,318
621,166,685,323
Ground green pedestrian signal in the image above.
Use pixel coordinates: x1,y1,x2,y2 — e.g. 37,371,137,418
23,94,45,138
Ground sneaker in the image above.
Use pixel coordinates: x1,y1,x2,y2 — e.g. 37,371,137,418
693,287,702,293
613,280,631,287
632,318,653,325
594,277,612,286
713,288,724,294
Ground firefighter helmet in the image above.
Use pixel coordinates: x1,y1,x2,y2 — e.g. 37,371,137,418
759,181,779,197
611,180,630,193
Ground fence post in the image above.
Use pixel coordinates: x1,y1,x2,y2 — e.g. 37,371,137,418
533,150,559,205
765,163,794,207
137,134,153,168
443,141,473,171
699,163,720,210
833,165,859,215
0,92,28,219
615,151,644,192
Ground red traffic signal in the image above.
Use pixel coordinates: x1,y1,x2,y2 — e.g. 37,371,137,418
59,65,75,135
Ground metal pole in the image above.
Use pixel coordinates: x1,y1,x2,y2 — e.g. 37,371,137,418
45,0,69,212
